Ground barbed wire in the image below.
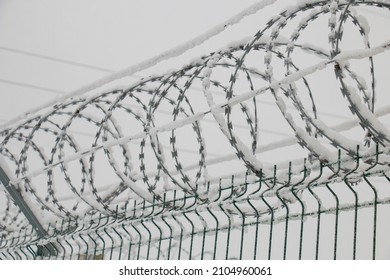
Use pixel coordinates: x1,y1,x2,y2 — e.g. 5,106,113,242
1,0,390,254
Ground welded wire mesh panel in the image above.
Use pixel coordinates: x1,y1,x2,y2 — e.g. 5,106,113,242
2,161,390,260
1,0,390,259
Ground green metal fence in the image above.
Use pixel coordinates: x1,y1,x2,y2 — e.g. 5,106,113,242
1,147,390,260
1,0,390,260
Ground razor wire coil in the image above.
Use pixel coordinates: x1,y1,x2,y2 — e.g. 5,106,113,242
1,0,390,259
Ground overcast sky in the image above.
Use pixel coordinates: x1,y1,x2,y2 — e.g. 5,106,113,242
0,0,274,122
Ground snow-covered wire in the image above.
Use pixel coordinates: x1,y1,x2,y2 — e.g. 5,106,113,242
0,0,279,132
1,0,390,236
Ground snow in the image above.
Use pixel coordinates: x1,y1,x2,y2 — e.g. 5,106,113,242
117,170,154,203
257,34,290,45
301,43,330,58
0,156,15,183
329,1,338,13
356,14,370,35
334,40,390,62
272,60,328,87
2,1,390,260
0,0,279,132
9,42,390,187
311,118,360,152
345,86,390,141
328,14,337,27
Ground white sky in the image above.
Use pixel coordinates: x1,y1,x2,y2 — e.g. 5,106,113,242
0,0,270,121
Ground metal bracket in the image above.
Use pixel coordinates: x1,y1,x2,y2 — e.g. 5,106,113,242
0,162,56,256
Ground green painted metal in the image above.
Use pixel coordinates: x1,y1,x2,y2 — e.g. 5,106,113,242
3,152,389,260
1,152,389,260
0,162,58,257
0,165,46,237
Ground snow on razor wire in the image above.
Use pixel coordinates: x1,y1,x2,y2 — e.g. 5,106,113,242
0,0,390,235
